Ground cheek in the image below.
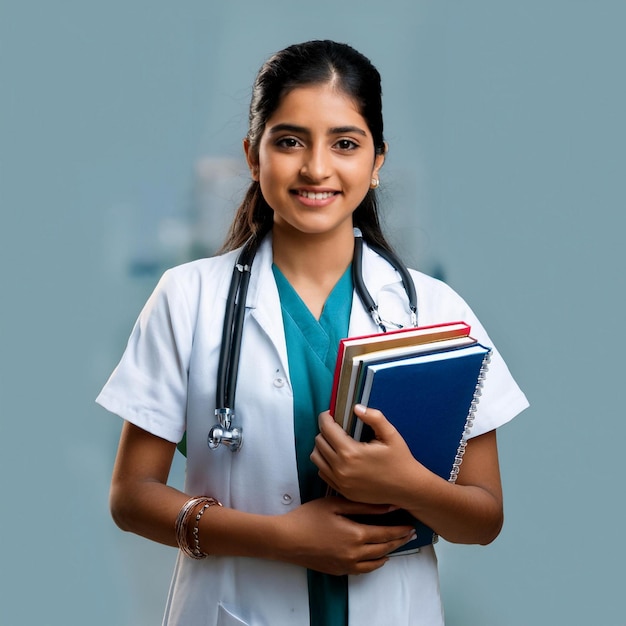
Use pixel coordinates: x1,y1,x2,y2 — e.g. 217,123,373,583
347,160,376,189
258,164,283,193
257,151,289,184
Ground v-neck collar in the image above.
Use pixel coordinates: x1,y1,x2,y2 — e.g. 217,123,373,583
272,264,352,368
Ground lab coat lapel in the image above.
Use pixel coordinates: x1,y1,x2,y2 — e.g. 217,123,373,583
244,236,291,378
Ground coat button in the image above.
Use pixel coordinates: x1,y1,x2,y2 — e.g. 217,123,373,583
282,493,293,505
273,377,285,388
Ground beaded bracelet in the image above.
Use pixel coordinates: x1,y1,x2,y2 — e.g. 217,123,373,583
175,496,222,559
192,498,222,558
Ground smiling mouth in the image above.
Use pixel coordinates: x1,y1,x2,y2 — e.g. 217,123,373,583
295,190,339,200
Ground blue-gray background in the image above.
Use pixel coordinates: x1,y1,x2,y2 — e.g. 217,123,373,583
1,2,624,624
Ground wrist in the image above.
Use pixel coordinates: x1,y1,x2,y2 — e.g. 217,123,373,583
175,496,222,559
390,458,436,513
264,512,298,563
195,506,292,562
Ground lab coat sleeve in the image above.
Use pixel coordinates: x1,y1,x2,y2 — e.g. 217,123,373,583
96,268,193,443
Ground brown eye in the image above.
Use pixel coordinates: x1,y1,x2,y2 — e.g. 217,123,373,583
335,139,358,151
276,137,301,149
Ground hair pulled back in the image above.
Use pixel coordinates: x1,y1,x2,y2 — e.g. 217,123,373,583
222,40,392,252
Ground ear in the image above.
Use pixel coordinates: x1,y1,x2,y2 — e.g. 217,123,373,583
372,150,385,180
243,138,259,181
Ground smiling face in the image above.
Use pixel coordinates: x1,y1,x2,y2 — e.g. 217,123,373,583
245,83,385,242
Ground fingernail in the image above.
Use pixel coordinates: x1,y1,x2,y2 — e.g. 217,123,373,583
354,404,366,416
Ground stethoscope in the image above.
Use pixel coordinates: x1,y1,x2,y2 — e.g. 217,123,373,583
207,229,418,452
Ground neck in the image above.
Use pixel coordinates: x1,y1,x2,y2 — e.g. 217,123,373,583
271,224,355,319
273,226,354,277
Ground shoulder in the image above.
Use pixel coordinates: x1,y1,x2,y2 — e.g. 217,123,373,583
388,263,476,326
154,250,240,302
409,268,469,307
163,250,239,287
130,251,241,334
161,236,272,293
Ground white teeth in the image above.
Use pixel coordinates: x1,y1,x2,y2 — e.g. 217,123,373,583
299,190,334,199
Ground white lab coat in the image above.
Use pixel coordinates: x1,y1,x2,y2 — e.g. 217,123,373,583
97,235,528,626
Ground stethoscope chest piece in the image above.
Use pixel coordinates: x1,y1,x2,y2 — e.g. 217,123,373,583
208,408,243,451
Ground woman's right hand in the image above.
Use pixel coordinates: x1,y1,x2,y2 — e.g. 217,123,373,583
273,496,415,576
109,423,414,574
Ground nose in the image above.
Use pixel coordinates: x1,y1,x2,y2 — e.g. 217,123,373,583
300,144,331,181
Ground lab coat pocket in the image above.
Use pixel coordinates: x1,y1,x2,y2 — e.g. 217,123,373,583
216,602,250,626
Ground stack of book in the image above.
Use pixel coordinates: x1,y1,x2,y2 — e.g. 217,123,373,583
329,321,492,554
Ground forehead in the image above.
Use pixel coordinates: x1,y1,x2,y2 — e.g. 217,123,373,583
266,83,367,130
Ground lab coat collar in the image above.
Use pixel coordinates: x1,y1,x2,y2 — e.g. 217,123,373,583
245,234,404,311
235,233,409,375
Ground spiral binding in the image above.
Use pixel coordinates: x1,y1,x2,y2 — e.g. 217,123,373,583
448,349,492,483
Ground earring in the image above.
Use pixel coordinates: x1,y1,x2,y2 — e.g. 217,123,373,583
370,178,380,189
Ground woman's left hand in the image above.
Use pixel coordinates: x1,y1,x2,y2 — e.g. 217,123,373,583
311,405,422,505
313,405,506,546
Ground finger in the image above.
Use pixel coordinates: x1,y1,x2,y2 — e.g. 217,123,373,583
310,429,348,484
317,410,336,431
352,557,390,575
365,525,416,545
353,404,398,442
310,443,333,477
318,411,352,449
312,431,338,461
317,470,340,495
327,497,392,515
352,530,417,572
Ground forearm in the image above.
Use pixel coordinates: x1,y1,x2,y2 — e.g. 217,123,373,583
196,505,290,561
110,479,192,548
394,467,503,545
390,430,504,545
110,476,285,560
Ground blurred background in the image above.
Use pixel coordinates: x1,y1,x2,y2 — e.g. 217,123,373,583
1,1,624,624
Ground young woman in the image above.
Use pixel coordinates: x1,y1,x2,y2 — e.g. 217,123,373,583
97,40,528,626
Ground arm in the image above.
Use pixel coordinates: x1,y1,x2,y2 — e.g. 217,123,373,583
110,421,416,575
311,405,504,545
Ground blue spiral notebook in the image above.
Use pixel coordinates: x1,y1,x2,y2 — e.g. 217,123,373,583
349,342,492,555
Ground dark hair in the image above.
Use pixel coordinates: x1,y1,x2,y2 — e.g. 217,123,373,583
221,40,392,252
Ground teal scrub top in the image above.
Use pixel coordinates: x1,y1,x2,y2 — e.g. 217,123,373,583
272,264,353,626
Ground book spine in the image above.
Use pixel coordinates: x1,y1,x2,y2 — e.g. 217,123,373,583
448,349,492,483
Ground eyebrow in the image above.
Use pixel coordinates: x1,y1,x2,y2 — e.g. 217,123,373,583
267,123,368,137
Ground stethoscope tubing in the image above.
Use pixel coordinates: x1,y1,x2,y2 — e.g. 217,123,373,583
209,231,418,451
215,239,256,411
353,234,418,332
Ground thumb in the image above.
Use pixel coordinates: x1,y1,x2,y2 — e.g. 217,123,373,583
353,404,397,442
